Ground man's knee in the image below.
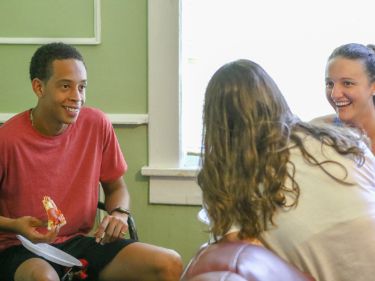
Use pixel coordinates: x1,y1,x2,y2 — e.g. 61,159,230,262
29,275,59,281
154,249,183,281
14,258,59,281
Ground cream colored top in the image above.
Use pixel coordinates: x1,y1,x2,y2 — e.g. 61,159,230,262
262,133,375,281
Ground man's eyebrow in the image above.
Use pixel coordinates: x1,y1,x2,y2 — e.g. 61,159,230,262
57,79,87,84
56,79,72,83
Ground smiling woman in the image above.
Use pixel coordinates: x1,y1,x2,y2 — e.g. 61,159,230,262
313,43,375,153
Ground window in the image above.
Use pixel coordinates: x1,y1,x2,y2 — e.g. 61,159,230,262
143,0,375,205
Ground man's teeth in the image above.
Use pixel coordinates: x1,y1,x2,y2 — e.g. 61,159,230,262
65,107,79,112
335,101,351,107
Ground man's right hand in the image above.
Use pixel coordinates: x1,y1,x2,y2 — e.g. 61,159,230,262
13,216,59,243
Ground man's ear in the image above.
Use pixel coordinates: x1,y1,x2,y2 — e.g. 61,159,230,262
31,78,44,98
371,81,375,96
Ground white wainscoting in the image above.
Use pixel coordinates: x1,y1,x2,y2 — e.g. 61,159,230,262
0,113,148,125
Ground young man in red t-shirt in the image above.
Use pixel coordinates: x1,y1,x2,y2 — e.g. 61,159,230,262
0,42,182,281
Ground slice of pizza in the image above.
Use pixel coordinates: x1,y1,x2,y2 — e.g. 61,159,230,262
42,196,66,230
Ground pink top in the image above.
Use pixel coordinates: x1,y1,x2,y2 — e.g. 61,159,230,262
0,107,127,251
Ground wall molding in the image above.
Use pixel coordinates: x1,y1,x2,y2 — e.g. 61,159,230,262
0,0,101,45
148,175,202,205
0,113,148,125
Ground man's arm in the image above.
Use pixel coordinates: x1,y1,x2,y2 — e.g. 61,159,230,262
102,176,130,215
0,216,16,231
94,176,131,244
0,215,58,243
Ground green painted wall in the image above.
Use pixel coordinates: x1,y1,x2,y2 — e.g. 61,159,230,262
0,0,208,265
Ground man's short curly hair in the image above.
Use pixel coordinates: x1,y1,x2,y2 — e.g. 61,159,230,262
29,42,85,82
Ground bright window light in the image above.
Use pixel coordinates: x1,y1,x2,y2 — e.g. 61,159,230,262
181,0,375,155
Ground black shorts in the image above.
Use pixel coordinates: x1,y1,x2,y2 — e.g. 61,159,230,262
0,235,136,281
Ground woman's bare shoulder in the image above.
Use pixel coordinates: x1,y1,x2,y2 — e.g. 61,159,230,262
309,114,336,125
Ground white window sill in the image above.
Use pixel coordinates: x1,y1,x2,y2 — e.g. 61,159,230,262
141,166,202,205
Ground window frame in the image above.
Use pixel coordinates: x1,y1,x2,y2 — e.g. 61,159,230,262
141,0,201,205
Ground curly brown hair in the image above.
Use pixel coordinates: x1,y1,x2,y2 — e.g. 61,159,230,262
197,59,365,241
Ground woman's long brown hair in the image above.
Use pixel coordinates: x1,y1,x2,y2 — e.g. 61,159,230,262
198,59,365,241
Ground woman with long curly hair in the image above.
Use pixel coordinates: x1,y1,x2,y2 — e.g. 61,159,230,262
198,59,375,281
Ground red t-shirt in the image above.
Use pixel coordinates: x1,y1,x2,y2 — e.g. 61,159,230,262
0,107,127,251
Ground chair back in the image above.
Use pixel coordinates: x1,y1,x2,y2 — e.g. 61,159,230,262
181,242,315,281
